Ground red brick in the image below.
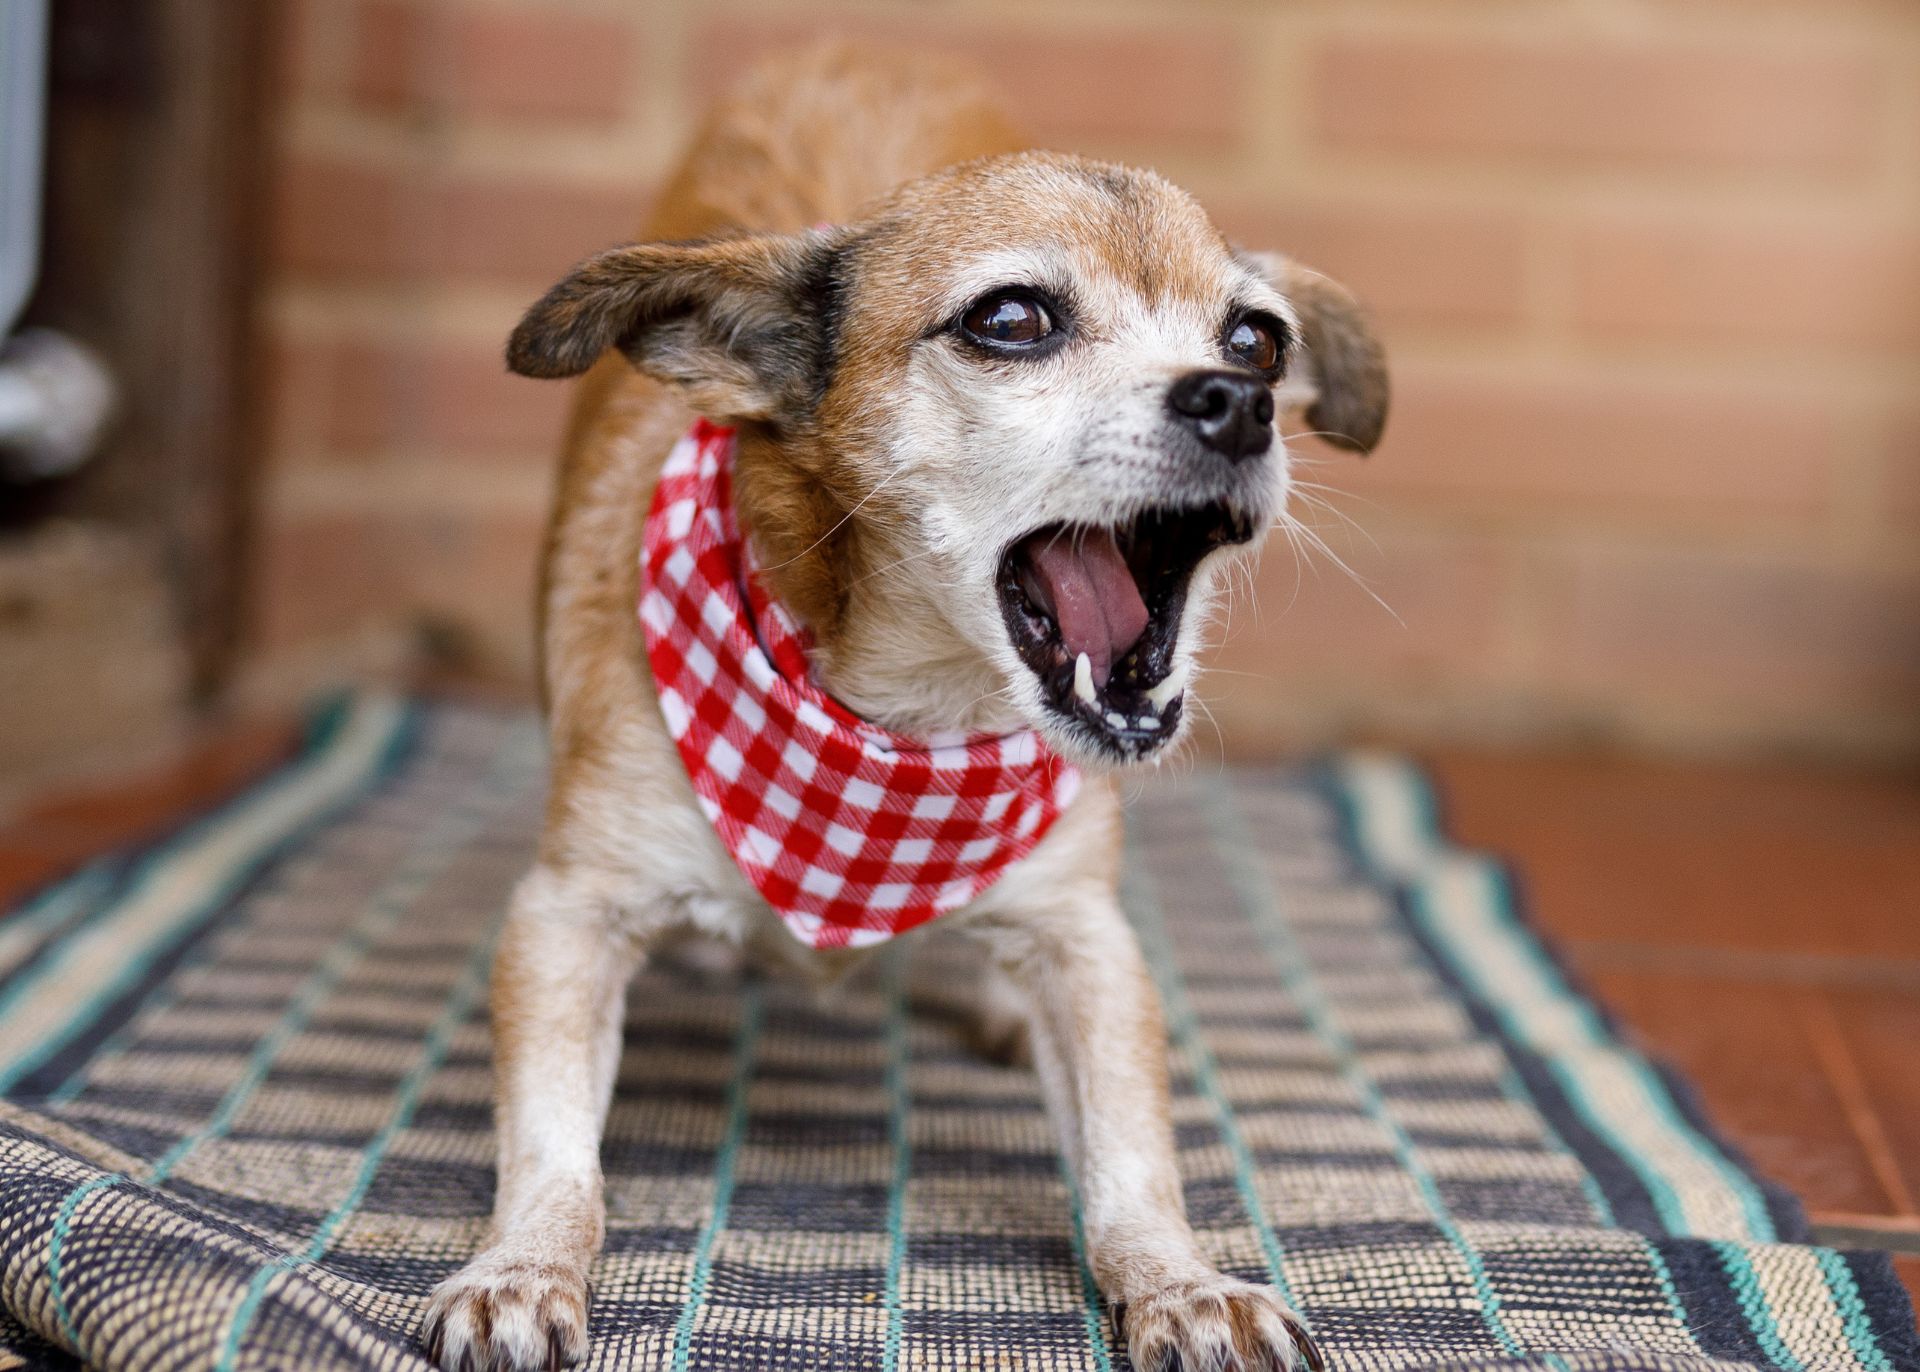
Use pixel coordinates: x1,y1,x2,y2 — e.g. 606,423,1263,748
1210,197,1528,330
435,174,646,285
253,512,399,647
275,0,337,104
390,510,545,668
268,331,571,459
1570,213,1920,350
444,9,635,124
691,14,1247,148
329,338,423,453
270,154,643,286
1336,364,1846,522
269,155,427,280
262,332,329,460
256,505,541,659
1207,530,1509,682
1879,411,1920,534
1548,545,1920,706
348,0,434,113
264,333,408,457
420,346,572,456
1312,34,1885,176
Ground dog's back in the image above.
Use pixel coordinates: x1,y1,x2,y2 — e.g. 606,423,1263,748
648,43,1024,239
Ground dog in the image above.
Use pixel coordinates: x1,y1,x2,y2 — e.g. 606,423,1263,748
422,43,1385,1372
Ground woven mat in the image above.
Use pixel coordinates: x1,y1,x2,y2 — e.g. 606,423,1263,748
0,698,1913,1372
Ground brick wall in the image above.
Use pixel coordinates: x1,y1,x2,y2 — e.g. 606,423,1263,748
253,0,1920,761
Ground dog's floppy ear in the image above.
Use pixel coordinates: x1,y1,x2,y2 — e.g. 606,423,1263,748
1238,251,1389,455
507,233,842,423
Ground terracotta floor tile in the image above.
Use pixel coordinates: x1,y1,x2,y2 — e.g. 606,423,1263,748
1825,988,1920,1219
1893,1255,1920,1320
1425,750,1920,962
0,717,298,914
16,718,298,849
0,843,75,909
1582,969,1900,1218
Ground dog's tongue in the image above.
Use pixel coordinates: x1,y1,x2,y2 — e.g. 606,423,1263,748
1027,529,1149,690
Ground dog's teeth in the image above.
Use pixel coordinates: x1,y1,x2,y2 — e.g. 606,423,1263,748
1145,661,1189,711
1104,711,1128,730
1073,652,1097,705
1133,715,1155,730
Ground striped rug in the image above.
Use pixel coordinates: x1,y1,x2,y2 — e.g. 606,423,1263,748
0,696,1913,1371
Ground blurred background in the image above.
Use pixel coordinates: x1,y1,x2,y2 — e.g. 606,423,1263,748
1,0,1917,1296
2,0,1916,784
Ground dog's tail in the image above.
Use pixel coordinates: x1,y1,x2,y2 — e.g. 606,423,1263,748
647,41,1026,240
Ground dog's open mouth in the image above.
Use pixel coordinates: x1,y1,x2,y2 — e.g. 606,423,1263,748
997,503,1256,757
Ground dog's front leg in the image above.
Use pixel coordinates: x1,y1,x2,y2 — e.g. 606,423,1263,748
424,866,639,1372
999,896,1323,1372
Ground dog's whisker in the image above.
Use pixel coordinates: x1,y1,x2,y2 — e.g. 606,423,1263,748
846,541,946,590
1282,489,1381,555
1273,512,1403,627
1282,428,1371,447
755,455,913,574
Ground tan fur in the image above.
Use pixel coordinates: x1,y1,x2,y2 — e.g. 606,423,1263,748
425,41,1380,1372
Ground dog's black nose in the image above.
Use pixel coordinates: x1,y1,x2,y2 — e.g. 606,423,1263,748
1167,369,1275,463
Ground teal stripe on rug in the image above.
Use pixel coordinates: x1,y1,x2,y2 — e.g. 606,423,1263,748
880,952,911,1372
1121,852,1302,1315
1060,1157,1118,1372
0,695,412,1096
40,723,531,1349
668,986,765,1372
1335,753,1777,1244
0,864,117,986
1201,778,1524,1359
1714,1242,1805,1372
1317,771,1705,1351
1815,1248,1896,1372
1332,754,1902,1369
210,888,507,1372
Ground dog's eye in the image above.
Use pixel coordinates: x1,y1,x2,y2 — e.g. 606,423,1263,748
962,294,1053,346
1225,317,1282,372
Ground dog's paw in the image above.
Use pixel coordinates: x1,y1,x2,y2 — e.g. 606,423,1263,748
422,1253,588,1372
1113,1275,1324,1372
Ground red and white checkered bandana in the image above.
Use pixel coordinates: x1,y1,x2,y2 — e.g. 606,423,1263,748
640,420,1081,949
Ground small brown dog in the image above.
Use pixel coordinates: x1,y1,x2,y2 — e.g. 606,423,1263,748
423,44,1385,1372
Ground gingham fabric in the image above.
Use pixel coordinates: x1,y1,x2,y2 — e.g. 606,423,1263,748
0,697,1915,1372
639,419,1081,949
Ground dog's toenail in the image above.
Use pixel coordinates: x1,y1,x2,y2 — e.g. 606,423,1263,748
1286,1319,1326,1372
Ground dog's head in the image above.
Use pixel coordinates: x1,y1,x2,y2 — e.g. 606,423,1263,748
510,152,1386,767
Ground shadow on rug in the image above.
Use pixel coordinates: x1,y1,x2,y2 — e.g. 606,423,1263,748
0,696,1913,1370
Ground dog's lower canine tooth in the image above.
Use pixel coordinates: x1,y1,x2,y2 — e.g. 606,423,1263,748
1073,652,1097,705
1145,661,1188,711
